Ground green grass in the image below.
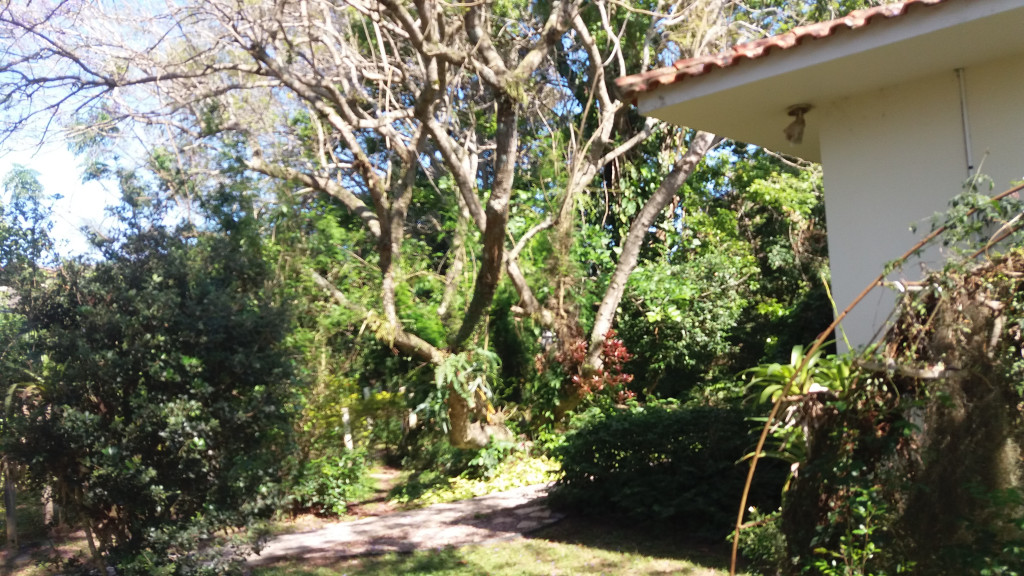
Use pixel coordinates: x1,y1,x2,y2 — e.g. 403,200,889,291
252,516,738,576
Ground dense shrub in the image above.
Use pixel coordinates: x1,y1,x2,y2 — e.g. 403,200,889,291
3,187,298,575
288,449,372,516
550,405,785,537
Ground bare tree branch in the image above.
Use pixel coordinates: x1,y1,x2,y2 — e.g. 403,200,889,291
246,157,381,239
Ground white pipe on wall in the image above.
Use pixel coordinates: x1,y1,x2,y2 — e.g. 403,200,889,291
956,67,974,176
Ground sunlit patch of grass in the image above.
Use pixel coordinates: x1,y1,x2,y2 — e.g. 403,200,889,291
391,453,560,508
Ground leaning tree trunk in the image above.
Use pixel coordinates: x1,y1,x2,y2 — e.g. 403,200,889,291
585,131,718,372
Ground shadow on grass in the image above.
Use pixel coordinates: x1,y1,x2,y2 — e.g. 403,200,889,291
254,540,731,576
252,513,737,576
528,512,735,570
252,548,494,576
329,549,481,575
387,469,449,505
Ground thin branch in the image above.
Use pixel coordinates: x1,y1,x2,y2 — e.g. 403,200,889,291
246,156,381,239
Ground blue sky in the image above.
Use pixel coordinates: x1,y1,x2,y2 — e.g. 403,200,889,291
0,140,120,257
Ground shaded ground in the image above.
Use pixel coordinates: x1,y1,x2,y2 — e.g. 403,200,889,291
345,467,403,517
5,467,738,576
249,483,563,566
533,513,737,572
250,515,735,575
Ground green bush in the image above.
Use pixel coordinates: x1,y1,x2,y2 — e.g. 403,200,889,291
735,508,787,576
550,405,785,537
4,184,297,575
288,450,372,516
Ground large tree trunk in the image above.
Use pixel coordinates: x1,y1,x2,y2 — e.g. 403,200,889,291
450,97,518,350
446,384,514,449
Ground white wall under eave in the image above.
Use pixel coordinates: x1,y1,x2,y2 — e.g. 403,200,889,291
964,54,1024,192
819,70,968,350
819,56,1024,350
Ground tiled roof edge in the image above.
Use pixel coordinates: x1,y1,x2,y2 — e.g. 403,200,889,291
614,0,949,102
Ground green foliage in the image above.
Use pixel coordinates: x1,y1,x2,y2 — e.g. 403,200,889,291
735,508,787,576
465,439,517,480
744,345,852,405
928,173,1024,253
740,347,857,495
1,165,55,286
810,485,914,576
551,404,785,537
397,428,516,486
617,252,756,394
489,283,543,396
395,281,446,348
3,178,298,574
287,450,372,516
425,349,501,433
741,241,1024,574
603,150,832,399
391,444,559,507
740,344,915,574
728,165,833,370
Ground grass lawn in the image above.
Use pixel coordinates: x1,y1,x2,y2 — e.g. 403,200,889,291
252,516,737,576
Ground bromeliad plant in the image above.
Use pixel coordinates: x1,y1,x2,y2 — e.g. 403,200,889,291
424,349,512,448
740,345,913,575
742,345,855,481
744,344,853,404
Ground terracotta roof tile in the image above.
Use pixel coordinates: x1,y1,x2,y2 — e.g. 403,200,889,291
615,0,949,101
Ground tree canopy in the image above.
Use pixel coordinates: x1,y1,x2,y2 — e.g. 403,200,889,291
0,0,854,449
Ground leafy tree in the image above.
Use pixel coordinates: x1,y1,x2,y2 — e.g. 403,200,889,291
0,0,862,447
0,0,727,447
0,165,54,548
3,177,298,573
1,165,54,289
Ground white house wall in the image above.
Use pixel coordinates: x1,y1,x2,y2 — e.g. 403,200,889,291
819,56,1024,350
964,54,1024,190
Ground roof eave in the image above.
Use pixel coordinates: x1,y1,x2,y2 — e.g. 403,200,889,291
623,0,1024,162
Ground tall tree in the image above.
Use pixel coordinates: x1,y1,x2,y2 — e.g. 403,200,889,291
0,166,55,549
4,178,297,572
0,0,857,446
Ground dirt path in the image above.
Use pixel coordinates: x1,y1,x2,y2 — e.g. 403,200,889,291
344,466,402,518
247,483,562,566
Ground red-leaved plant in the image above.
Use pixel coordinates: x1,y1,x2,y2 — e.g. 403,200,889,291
537,330,635,403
